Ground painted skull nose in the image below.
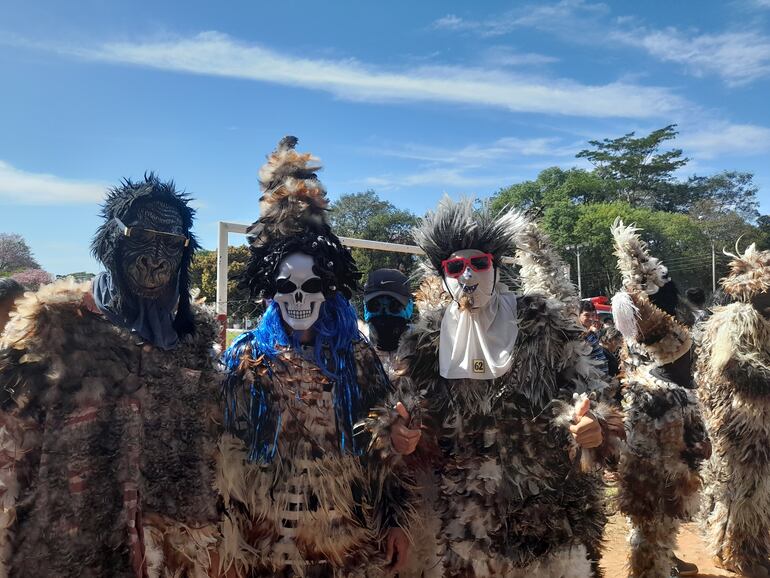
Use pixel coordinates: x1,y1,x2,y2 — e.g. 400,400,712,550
462,267,473,280
295,291,304,304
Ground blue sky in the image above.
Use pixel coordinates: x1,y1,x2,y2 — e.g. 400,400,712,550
2,0,770,274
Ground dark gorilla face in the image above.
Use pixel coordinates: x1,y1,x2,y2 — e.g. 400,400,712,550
121,201,186,298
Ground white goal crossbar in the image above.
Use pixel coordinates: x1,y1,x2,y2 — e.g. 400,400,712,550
215,220,514,343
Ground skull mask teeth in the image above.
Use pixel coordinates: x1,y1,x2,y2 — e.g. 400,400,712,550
274,253,326,331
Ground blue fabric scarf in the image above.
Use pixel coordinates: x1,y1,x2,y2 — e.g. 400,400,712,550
92,271,181,350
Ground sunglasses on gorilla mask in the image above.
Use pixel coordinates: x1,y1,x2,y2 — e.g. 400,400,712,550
275,278,324,294
441,253,494,278
114,217,190,248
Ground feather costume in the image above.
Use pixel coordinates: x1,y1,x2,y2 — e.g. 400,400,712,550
610,218,709,578
381,198,619,578
218,137,413,577
0,178,221,578
697,243,770,576
515,221,580,317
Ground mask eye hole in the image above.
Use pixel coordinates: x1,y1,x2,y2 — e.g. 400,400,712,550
469,255,493,271
442,258,466,278
300,278,323,293
275,279,297,294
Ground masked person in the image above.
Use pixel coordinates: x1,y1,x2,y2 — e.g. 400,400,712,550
388,197,620,578
362,269,413,377
0,175,221,577
697,244,770,577
217,137,414,578
610,219,709,578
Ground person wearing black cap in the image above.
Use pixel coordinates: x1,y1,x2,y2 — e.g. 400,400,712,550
362,268,414,374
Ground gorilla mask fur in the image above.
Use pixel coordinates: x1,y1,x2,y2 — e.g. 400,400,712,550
91,173,200,338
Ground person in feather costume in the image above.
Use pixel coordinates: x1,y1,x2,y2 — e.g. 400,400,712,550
0,174,221,577
697,243,770,577
375,198,621,578
216,136,416,578
610,218,710,578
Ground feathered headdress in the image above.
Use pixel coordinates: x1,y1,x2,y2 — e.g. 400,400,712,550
239,136,360,299
413,195,527,276
611,218,691,364
721,242,770,302
515,222,578,314
91,173,199,337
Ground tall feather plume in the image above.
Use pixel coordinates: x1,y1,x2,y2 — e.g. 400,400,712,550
611,217,669,295
248,135,329,245
238,137,360,300
611,290,640,341
515,222,578,315
721,242,770,302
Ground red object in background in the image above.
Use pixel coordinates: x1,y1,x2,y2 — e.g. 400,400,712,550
588,295,612,313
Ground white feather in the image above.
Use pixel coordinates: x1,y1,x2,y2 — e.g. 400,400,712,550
612,291,640,340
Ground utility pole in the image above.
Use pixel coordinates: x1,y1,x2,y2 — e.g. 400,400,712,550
566,244,584,298
711,242,716,293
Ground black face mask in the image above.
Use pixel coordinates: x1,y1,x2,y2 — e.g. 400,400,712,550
368,316,408,352
120,201,186,299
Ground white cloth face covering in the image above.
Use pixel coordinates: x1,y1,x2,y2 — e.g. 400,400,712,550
440,249,519,380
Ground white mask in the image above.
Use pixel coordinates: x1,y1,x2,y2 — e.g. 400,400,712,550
443,249,496,309
274,252,325,331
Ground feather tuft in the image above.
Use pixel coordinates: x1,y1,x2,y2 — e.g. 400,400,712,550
611,217,669,295
612,290,640,341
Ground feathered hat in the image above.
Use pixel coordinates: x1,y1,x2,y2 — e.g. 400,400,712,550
610,218,691,364
413,195,527,276
239,136,360,299
720,242,770,302
515,222,578,315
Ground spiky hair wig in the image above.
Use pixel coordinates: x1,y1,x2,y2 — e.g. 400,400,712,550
721,242,770,302
90,172,200,337
239,136,360,300
413,195,527,276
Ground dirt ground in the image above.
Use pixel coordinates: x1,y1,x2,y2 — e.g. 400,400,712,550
600,513,740,577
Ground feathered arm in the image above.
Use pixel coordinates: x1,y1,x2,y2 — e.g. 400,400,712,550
352,341,417,536
515,294,624,470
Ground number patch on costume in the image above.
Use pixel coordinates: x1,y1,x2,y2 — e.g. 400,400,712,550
473,359,485,373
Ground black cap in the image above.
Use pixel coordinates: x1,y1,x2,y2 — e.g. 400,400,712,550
364,269,411,305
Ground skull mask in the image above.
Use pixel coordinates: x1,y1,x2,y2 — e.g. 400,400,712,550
274,252,325,331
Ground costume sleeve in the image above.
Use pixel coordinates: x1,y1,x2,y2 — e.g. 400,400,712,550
353,341,417,534
0,327,47,572
515,294,624,470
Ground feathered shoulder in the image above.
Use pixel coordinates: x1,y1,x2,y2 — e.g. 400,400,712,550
721,242,770,302
515,222,578,315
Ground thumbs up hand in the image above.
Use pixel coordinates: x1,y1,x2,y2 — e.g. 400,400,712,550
569,397,603,449
390,402,421,455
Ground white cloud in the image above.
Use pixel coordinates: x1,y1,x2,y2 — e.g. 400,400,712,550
0,161,106,205
358,135,580,192
371,136,577,166
615,28,770,86
68,31,683,119
431,1,609,37
679,122,770,159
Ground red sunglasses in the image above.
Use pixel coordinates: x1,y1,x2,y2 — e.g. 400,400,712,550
441,253,494,278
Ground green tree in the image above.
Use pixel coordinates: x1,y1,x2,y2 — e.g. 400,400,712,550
190,245,257,324
329,191,419,281
576,124,689,208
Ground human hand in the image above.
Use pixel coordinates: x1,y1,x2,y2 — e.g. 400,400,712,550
385,527,411,574
390,402,421,455
569,398,603,449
